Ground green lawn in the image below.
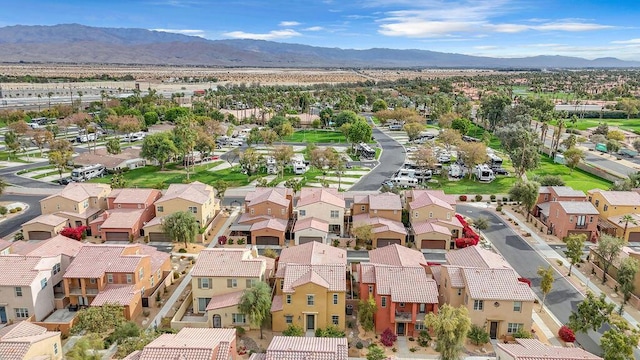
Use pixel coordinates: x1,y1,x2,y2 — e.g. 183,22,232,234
282,130,347,143
429,176,517,195
375,148,382,160
527,155,612,193
549,118,640,133
371,116,381,125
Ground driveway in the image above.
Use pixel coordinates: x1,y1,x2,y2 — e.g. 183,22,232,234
0,193,46,237
349,126,406,191
457,204,607,356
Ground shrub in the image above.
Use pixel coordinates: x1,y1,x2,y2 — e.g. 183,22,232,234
282,324,304,336
173,272,180,279
178,248,187,253
9,208,16,214
409,347,418,352
218,235,227,245
558,325,576,343
459,195,467,201
14,207,22,212
556,259,564,266
237,238,245,245
475,194,483,202
316,325,346,338
356,341,364,349
366,245,372,251
467,324,490,345
228,238,234,245
392,347,398,352
496,206,502,212
502,197,508,202
235,326,246,337
490,194,496,202
142,309,150,317
513,328,533,339
333,239,340,247
0,206,7,216
354,245,361,250
417,330,431,347
380,328,397,347
408,337,415,341
60,226,88,241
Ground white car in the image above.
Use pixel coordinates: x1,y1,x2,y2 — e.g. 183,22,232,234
406,147,418,152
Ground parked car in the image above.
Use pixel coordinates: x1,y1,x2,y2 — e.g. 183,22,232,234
493,168,509,175
57,177,73,185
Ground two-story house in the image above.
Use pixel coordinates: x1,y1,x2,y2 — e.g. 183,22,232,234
534,186,587,215
358,244,438,337
352,193,407,248
0,322,63,360
191,248,273,329
271,242,347,333
434,246,535,340
89,188,162,241
405,190,462,250
296,188,345,236
123,328,237,360
146,182,221,242
234,188,293,246
62,244,171,319
39,183,111,236
533,186,598,240
588,190,640,241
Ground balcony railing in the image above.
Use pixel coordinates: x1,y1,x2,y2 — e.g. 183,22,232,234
68,287,99,295
575,223,588,229
395,311,412,322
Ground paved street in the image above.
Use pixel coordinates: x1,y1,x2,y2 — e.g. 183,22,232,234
0,160,62,189
350,126,406,191
457,204,607,356
0,193,47,237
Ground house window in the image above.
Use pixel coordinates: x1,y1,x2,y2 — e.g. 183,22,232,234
331,210,339,218
299,210,306,217
57,204,60,210
333,294,339,305
188,206,197,214
117,204,121,208
139,268,144,280
374,209,378,214
41,278,48,289
52,263,61,275
15,308,29,318
280,280,284,290
267,208,272,215
307,295,315,306
246,279,256,288
399,302,405,308
368,285,373,294
507,323,524,334
286,295,292,304
381,297,387,307
569,215,574,223
590,216,594,223
415,323,426,331
198,297,211,312
513,301,522,312
281,208,285,215
250,208,255,215
544,194,549,201
199,278,211,289
157,206,163,212
603,204,608,211
332,315,339,325
446,212,451,219
457,288,462,296
232,313,245,324
90,278,96,284
414,212,418,218
227,279,237,288
150,276,154,287
107,274,114,283
361,205,366,211
14,287,22,297
54,343,58,355
429,212,434,218
473,300,484,311
285,315,293,324
594,200,600,207
126,274,133,284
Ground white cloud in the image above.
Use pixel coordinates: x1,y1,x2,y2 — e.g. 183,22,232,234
534,22,613,32
474,45,500,50
222,29,301,40
279,21,300,27
304,26,324,31
612,38,640,44
151,28,206,37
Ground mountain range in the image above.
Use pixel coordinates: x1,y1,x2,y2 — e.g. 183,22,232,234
0,24,638,69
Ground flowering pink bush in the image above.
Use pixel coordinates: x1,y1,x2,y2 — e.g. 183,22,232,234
60,226,87,241
218,235,227,245
380,328,397,347
558,325,575,343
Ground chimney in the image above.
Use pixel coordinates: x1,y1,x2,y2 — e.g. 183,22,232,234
250,245,258,259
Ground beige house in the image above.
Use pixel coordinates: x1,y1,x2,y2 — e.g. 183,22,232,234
232,188,293,246
296,188,345,235
496,339,602,360
154,181,220,228
352,214,407,248
352,192,403,222
0,322,62,360
293,217,330,245
434,246,535,340
405,190,462,247
39,183,111,233
21,214,67,240
249,336,347,360
588,190,640,240
123,328,237,360
191,248,273,329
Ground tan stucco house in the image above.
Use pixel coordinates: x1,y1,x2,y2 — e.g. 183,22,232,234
21,214,67,240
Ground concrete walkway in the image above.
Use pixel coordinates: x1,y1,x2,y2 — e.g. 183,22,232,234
147,209,240,330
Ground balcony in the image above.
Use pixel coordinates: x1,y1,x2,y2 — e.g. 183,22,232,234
575,223,588,229
395,311,413,322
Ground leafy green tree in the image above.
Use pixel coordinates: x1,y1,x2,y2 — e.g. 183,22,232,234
472,216,489,231
115,330,161,358
618,214,638,239
537,266,555,311
106,137,121,155
213,180,228,199
366,344,386,360
479,93,511,130
352,224,373,246
284,178,302,195
315,325,345,337
0,178,7,197
563,233,586,276
162,211,199,248
272,145,294,179
451,117,473,135
606,139,620,154
282,324,304,336
238,281,272,339
143,111,159,126
404,122,425,141
617,257,640,314
618,97,639,119
48,139,73,179
344,119,372,149
508,181,540,214
568,291,615,333
173,116,198,180
563,147,584,173
358,295,377,332
425,304,472,360
600,316,640,360
467,324,490,346
110,172,127,189
372,99,388,113
3,131,20,159
141,132,178,170
73,303,126,334
334,110,359,127
458,141,488,179
239,147,263,176
66,334,104,360
596,234,625,284
164,106,190,122
439,128,462,152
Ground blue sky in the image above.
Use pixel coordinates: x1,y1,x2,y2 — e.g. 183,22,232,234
2,0,640,59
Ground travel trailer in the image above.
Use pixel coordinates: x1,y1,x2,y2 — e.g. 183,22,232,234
392,169,418,188
475,164,495,182
448,164,464,179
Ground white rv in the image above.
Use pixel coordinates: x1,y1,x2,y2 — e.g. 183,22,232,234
291,156,308,175
392,169,418,188
266,156,278,175
71,164,106,182
475,164,495,182
448,164,463,178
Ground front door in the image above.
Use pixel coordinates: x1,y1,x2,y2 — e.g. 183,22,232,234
306,314,315,330
397,322,405,336
489,321,498,339
213,314,222,328
0,307,6,323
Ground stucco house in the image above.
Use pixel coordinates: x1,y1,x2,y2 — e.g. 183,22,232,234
62,243,171,320
358,244,438,337
233,188,293,246
538,201,599,240
123,328,237,360
39,183,111,235
271,242,347,332
433,246,535,340
21,214,67,240
588,190,640,240
496,339,602,360
296,188,345,235
154,181,220,229
405,190,463,248
293,217,330,245
190,248,273,329
89,188,162,241
0,322,63,360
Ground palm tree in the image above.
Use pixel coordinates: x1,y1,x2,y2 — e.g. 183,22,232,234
47,91,53,110
619,214,638,240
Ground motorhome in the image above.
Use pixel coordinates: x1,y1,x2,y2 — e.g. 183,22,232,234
123,132,145,142
71,164,106,182
266,156,278,175
76,133,97,143
475,164,495,182
389,124,403,131
358,143,376,160
183,151,213,166
488,153,503,167
448,164,464,178
437,152,452,163
403,163,432,182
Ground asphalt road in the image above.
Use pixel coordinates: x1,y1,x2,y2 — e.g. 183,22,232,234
458,204,608,356
0,193,46,237
349,126,406,191
0,160,62,189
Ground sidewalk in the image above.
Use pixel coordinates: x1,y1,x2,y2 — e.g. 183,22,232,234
502,208,640,330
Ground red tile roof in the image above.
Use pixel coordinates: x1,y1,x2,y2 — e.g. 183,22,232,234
497,339,602,360
245,187,291,207
12,234,83,258
192,249,266,278
412,221,452,236
297,188,345,208
270,295,283,312
353,214,407,235
590,190,640,206
64,244,165,279
0,255,49,286
42,182,110,203
462,267,535,301
365,264,438,303
206,290,244,311
276,242,347,278
282,264,346,292
0,322,59,360
110,188,160,205
442,266,466,288
123,328,236,360
368,193,402,210
407,190,456,210
445,246,511,269
91,284,139,306
368,244,426,267
93,208,146,229
156,181,216,205
250,218,288,232
23,213,67,227
293,217,329,233
266,336,348,360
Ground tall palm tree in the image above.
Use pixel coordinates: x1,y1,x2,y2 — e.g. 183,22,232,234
47,91,53,110
619,214,638,240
